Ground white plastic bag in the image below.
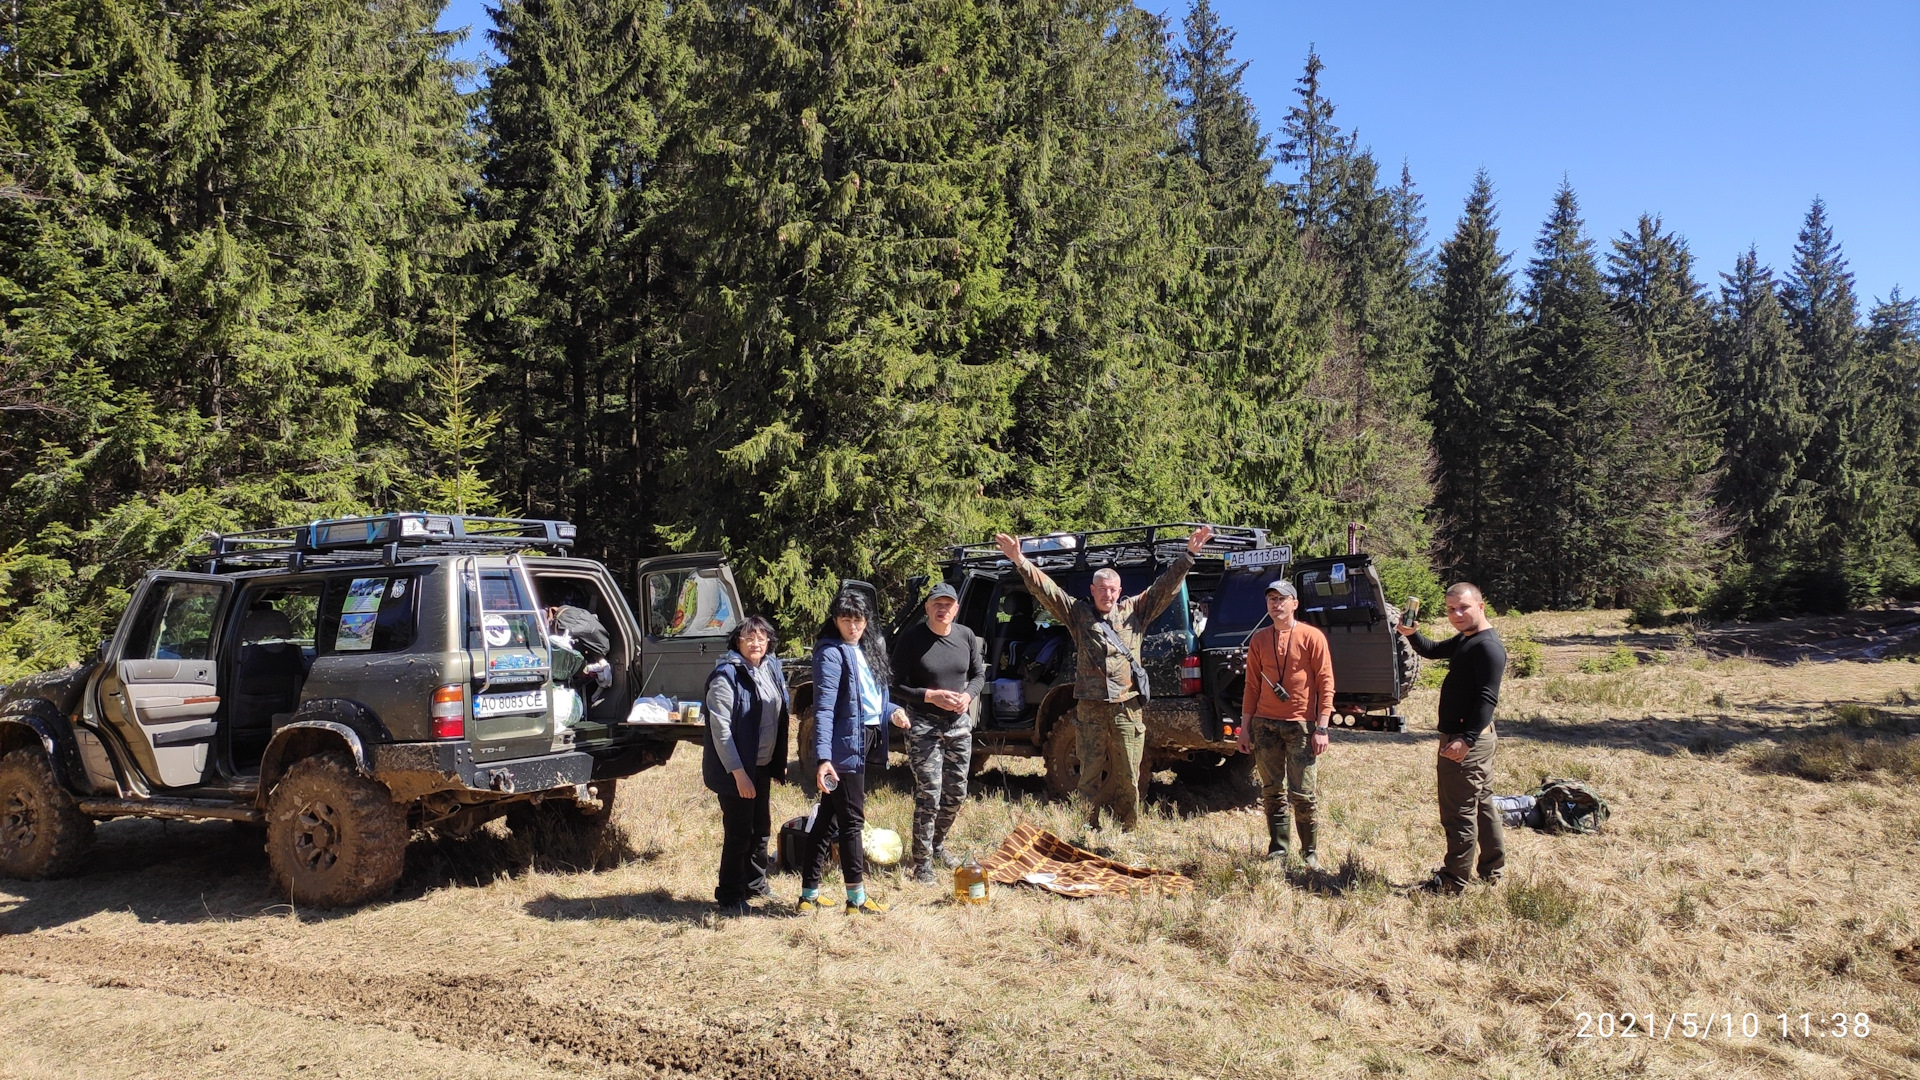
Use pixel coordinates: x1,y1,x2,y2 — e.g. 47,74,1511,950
624,694,676,725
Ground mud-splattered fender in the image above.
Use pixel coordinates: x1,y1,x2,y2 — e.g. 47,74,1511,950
0,700,84,794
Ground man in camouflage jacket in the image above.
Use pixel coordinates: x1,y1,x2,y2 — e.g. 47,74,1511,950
993,526,1213,830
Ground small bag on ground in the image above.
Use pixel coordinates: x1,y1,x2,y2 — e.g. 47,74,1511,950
1530,777,1610,834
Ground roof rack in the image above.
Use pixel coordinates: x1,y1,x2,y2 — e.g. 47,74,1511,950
945,522,1270,574
191,514,577,574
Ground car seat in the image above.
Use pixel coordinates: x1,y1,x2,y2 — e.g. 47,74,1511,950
232,605,303,766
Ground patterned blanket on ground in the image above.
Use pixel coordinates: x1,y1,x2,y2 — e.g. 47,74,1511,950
979,823,1194,897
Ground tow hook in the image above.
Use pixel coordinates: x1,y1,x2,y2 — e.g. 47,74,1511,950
572,783,605,814
487,768,517,793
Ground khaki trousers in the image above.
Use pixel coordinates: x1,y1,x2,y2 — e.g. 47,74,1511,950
1436,725,1505,888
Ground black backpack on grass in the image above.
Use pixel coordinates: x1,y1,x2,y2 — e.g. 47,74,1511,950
1530,778,1609,834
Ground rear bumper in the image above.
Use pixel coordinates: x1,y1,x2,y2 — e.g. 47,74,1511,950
371,742,594,801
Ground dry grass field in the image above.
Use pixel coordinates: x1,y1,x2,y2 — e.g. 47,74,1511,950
3,608,1919,1079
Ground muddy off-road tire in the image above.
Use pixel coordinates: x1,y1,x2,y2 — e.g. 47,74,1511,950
1042,711,1151,804
1385,603,1422,693
506,780,621,870
0,748,94,879
266,753,408,908
1043,718,1080,797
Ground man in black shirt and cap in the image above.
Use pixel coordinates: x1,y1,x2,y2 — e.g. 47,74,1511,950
1398,582,1507,893
891,583,986,883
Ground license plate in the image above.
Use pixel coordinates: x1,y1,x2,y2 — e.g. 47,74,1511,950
1226,546,1292,568
474,689,547,718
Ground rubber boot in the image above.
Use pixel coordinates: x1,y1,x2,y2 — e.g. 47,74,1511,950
1263,794,1291,861
1296,804,1320,870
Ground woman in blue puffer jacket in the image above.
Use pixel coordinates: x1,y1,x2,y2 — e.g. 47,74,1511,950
799,588,908,915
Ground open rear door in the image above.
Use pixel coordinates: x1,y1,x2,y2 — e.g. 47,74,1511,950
96,574,236,789
634,554,744,702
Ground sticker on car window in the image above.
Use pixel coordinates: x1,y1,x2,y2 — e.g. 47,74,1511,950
483,614,512,647
336,612,376,651
344,577,385,615
1329,564,1347,585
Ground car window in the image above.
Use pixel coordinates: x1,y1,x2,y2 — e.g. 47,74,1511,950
126,581,225,661
643,569,738,639
466,570,544,650
319,574,420,654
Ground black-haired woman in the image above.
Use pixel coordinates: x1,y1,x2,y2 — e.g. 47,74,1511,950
799,589,909,915
702,615,789,915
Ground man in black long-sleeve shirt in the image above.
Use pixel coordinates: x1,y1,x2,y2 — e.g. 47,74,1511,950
1399,582,1507,893
891,583,986,883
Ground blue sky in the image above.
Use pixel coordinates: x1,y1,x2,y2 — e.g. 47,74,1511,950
436,0,1916,304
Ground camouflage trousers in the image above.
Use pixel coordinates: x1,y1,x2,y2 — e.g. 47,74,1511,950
1251,718,1318,855
1076,698,1145,829
907,716,971,864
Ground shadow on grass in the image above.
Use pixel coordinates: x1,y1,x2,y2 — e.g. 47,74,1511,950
523,887,734,925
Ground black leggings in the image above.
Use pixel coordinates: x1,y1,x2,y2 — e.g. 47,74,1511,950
803,768,867,890
713,765,773,905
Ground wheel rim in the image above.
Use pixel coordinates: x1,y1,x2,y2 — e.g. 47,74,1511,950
1,790,38,856
292,798,343,875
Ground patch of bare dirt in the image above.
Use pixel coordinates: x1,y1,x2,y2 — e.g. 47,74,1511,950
0,936,963,1079
1695,604,1920,664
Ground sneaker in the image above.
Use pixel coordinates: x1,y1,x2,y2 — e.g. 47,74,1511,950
795,894,830,914
910,861,937,885
845,896,889,916
1265,847,1291,863
717,901,750,918
1301,852,1321,872
1413,871,1464,896
933,845,962,869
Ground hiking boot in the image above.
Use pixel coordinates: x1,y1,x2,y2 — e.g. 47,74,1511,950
845,896,889,916
717,901,750,918
1266,847,1291,863
795,894,830,914
911,861,937,885
1413,871,1464,896
933,844,962,869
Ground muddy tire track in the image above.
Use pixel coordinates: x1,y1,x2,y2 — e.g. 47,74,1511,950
0,935,965,1078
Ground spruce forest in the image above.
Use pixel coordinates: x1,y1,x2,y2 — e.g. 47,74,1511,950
2,0,1916,679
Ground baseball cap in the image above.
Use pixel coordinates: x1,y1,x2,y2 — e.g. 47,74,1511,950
926,582,960,604
1264,578,1298,599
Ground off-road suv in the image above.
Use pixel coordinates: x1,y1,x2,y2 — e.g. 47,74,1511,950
889,525,1263,797
1200,550,1419,735
0,514,747,907
888,525,1420,799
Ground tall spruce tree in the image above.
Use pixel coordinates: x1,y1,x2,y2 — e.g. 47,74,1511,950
658,0,1028,619
1706,249,1815,616
1169,0,1335,538
1604,215,1721,606
478,0,679,578
1507,182,1671,609
1320,144,1433,556
1781,198,1889,602
0,0,474,675
1276,48,1342,240
1428,172,1517,592
1864,290,1920,570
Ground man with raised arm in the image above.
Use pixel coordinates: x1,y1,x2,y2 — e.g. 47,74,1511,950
1397,582,1507,893
992,526,1213,831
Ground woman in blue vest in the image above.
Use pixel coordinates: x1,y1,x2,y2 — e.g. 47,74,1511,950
799,588,909,915
702,615,789,915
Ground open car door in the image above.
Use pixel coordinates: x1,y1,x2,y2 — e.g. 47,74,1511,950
95,573,237,789
633,553,745,702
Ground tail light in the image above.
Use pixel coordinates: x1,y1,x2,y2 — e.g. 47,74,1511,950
430,684,466,739
1180,655,1201,696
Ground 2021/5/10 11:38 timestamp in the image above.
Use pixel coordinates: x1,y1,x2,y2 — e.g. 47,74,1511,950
1574,1012,1873,1039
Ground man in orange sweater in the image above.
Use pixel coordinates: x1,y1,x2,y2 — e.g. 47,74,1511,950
1236,579,1336,867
